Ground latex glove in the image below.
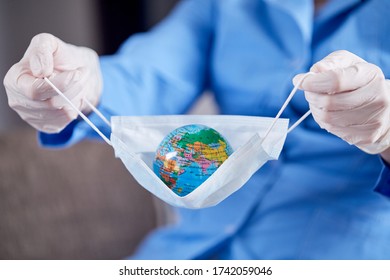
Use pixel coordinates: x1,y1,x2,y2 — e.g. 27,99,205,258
293,50,390,154
3,33,102,133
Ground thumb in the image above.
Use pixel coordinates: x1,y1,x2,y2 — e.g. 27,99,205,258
26,33,59,78
292,73,308,89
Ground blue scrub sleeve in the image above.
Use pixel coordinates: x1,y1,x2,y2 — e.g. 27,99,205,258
39,0,215,147
374,159,390,198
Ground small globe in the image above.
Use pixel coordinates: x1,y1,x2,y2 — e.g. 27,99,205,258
153,124,233,197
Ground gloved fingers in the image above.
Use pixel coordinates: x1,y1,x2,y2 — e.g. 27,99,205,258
8,78,83,111
76,73,101,111
294,62,382,94
8,95,62,113
304,74,389,112
331,122,387,146
25,33,61,78
303,85,375,112
309,50,366,72
47,66,94,110
8,95,52,111
14,69,83,102
25,33,86,77
5,60,87,106
44,68,87,104
311,116,380,145
310,100,390,146
309,99,386,128
48,84,86,110
53,45,96,71
15,105,72,119
21,107,78,133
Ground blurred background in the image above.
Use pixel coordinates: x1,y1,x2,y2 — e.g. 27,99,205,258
0,0,215,260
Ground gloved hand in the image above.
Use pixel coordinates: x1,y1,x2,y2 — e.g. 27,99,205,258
293,50,390,155
3,33,102,133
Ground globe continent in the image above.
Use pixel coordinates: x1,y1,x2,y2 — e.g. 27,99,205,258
153,124,233,197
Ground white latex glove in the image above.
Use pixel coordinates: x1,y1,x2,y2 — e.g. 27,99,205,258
3,33,102,133
293,50,390,155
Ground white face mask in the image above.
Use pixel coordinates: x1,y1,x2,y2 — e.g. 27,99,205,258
43,74,311,209
110,115,288,208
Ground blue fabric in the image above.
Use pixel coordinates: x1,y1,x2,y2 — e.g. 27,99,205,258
375,160,390,198
40,0,390,259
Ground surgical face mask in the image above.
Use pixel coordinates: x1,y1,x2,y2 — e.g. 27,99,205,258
44,74,311,209
110,115,288,208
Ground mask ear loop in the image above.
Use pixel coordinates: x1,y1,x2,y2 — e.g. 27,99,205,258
45,73,312,147
261,72,313,143
43,77,112,146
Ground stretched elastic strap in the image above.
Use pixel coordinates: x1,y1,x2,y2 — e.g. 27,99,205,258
262,73,313,142
43,77,112,146
45,73,312,146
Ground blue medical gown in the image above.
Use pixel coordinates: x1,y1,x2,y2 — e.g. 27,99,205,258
40,0,390,259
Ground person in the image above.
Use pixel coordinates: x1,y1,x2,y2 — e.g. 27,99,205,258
3,0,390,259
